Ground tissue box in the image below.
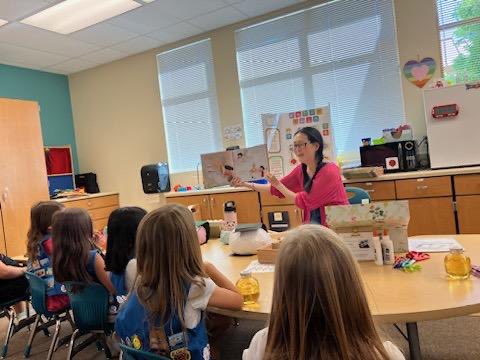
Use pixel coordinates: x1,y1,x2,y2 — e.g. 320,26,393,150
325,201,410,255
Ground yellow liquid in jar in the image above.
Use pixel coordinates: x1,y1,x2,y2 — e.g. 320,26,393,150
444,253,471,280
236,275,260,305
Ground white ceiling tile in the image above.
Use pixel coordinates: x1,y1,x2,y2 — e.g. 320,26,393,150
153,0,226,21
147,22,202,44
79,48,129,64
111,36,164,55
45,58,99,74
188,6,247,31
0,0,52,21
0,23,99,56
71,23,138,47
108,1,181,34
233,0,299,17
0,42,68,67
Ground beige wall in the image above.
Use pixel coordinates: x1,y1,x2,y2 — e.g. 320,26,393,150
69,0,442,211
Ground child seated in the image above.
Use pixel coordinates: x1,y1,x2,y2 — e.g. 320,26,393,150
0,257,28,322
115,204,243,359
243,224,405,360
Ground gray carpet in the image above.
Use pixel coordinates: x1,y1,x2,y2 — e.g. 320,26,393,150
0,315,478,359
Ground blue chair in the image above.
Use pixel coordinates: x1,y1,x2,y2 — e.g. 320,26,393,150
0,293,35,359
345,186,371,205
119,344,170,360
24,272,73,360
63,282,112,360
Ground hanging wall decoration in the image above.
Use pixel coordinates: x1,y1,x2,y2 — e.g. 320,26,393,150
403,57,436,88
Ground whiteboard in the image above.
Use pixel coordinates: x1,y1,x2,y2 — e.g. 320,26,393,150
423,84,480,169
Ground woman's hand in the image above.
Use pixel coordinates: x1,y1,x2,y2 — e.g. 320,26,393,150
230,176,246,188
265,172,280,187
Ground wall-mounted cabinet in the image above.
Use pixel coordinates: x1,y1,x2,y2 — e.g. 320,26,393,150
44,145,75,197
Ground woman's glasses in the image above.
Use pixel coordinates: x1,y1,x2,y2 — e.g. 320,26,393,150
291,142,309,150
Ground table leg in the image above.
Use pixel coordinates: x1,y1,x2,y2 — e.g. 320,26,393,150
406,322,422,360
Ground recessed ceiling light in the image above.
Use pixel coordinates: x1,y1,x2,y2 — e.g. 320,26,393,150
0,19,8,27
21,0,142,35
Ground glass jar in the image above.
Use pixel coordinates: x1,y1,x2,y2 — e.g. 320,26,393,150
235,272,260,305
444,246,471,280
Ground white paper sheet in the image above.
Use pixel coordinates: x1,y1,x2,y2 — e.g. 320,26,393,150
242,260,275,273
408,237,463,252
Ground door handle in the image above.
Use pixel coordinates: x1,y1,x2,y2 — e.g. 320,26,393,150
2,188,8,202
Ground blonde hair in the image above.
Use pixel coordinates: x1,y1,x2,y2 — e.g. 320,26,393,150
264,224,389,360
135,204,207,327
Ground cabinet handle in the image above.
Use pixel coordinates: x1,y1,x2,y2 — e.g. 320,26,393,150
202,198,207,204
210,197,215,205
365,182,373,186
2,188,8,202
365,189,375,193
416,185,428,190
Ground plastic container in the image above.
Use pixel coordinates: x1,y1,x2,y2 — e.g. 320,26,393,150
380,229,395,265
372,229,383,266
444,246,471,280
235,272,260,305
222,201,237,231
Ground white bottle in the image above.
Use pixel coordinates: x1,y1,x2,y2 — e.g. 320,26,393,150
372,229,383,266
381,229,395,265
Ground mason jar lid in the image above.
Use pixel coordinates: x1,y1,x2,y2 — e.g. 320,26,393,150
449,245,464,253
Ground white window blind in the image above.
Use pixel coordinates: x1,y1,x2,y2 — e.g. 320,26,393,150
235,0,405,158
436,0,480,84
157,39,222,173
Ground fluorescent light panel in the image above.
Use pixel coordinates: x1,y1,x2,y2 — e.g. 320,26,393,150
0,19,8,27
21,0,142,35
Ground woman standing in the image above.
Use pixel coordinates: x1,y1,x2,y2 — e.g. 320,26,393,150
232,127,348,225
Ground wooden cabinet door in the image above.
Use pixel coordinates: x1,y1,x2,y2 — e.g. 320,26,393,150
209,192,260,223
261,205,302,231
347,181,396,201
456,195,480,234
166,195,211,220
0,99,49,256
407,197,456,236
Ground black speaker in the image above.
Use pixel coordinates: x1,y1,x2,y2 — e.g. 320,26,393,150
75,172,99,193
141,163,171,194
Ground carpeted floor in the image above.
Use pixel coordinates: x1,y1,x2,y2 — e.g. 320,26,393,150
0,315,478,359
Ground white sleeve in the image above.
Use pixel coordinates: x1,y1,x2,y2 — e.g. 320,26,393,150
188,277,216,310
383,341,406,360
242,328,268,360
125,259,137,293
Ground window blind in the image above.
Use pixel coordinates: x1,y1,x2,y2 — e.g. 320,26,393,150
157,39,222,173
235,0,405,158
436,0,480,84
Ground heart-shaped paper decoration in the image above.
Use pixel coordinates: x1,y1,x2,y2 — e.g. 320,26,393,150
403,57,436,88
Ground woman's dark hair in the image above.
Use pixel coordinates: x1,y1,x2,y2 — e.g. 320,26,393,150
105,207,147,274
26,201,64,261
52,208,94,283
295,127,325,193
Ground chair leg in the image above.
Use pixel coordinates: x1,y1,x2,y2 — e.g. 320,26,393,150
46,318,61,360
24,314,41,358
1,308,15,359
101,334,112,359
66,329,79,360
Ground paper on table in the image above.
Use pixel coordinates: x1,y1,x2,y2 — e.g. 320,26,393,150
408,237,463,252
242,260,275,274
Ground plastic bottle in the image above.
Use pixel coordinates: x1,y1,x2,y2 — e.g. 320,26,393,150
444,246,471,280
381,229,395,265
235,271,260,305
222,201,237,231
372,229,383,266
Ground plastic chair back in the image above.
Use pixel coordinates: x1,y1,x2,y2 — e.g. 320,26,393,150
119,344,170,360
25,272,50,316
345,186,371,205
64,282,109,332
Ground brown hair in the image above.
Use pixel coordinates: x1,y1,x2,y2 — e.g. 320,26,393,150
264,225,390,360
52,208,94,283
26,201,64,260
135,204,207,327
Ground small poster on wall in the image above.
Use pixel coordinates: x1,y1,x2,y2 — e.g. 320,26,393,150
201,145,269,189
262,105,335,178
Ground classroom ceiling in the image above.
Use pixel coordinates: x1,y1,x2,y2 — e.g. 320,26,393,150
0,0,305,75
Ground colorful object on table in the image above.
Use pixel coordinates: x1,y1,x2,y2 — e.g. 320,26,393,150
173,184,193,192
472,265,480,278
372,137,385,145
403,57,436,88
393,256,422,272
406,251,430,261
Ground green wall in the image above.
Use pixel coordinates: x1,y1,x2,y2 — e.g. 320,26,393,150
0,64,78,172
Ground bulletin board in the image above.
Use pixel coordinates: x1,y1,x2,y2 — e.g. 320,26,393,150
262,105,335,178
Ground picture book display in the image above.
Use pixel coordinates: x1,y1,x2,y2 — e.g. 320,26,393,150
262,105,335,178
201,145,269,189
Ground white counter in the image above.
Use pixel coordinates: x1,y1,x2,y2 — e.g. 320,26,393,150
164,186,252,198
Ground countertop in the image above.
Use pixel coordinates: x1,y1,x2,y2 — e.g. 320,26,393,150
54,192,119,203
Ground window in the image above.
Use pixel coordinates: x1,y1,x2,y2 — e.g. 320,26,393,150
436,0,480,84
235,0,405,159
157,39,222,173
